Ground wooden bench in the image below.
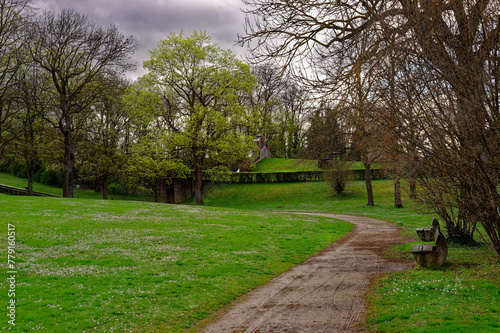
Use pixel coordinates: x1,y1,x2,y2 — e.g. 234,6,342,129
411,218,448,267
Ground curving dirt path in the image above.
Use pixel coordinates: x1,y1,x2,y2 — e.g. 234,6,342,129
201,213,415,333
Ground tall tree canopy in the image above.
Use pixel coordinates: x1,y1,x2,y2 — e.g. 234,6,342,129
27,9,137,197
143,31,256,204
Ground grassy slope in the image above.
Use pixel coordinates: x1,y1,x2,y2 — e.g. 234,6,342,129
0,172,62,197
250,158,384,173
251,158,322,172
0,195,352,332
200,180,500,333
0,172,155,201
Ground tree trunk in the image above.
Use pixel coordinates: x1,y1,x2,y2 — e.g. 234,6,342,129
394,173,403,208
364,162,374,206
192,148,204,205
102,177,108,200
153,182,158,203
409,178,417,200
62,131,75,198
194,164,203,205
26,159,34,196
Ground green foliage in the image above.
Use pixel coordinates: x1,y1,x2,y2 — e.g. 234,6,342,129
39,168,63,187
142,31,257,203
7,160,27,178
125,133,190,192
204,165,233,183
229,171,324,183
0,195,352,332
107,182,124,195
301,104,346,160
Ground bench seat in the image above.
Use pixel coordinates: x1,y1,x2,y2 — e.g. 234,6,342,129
411,243,434,253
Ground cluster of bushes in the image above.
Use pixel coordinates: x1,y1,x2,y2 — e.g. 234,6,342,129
0,161,63,187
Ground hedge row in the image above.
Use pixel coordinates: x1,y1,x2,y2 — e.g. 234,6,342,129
227,169,386,184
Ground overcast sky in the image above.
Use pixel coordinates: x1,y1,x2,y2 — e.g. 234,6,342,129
32,0,251,79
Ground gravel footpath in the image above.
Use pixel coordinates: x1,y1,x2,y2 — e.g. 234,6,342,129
200,213,414,333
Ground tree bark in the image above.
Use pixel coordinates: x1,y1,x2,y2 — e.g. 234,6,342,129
26,159,34,196
153,182,158,203
102,177,108,200
409,178,417,200
364,162,374,206
62,131,75,198
394,174,403,208
194,165,203,205
192,148,204,205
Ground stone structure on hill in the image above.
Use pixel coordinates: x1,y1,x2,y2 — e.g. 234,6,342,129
254,134,271,163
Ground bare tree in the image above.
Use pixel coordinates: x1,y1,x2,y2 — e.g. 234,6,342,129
27,9,137,197
9,62,52,195
240,0,500,255
0,0,30,156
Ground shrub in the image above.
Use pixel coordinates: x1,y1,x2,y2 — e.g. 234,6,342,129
324,158,352,195
34,166,45,183
40,169,63,187
108,182,124,195
8,160,27,179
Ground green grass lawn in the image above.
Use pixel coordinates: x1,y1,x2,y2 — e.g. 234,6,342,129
200,180,500,333
0,195,352,332
2,168,500,332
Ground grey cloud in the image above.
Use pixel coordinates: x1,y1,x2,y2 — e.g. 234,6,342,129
32,0,249,78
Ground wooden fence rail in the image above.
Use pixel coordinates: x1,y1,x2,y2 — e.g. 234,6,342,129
0,184,58,197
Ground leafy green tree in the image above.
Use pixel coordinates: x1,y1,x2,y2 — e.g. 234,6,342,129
125,133,190,202
301,101,345,160
143,31,256,204
78,76,130,199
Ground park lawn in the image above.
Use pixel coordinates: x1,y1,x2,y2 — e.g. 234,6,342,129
200,180,433,235
0,195,353,332
200,180,500,333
